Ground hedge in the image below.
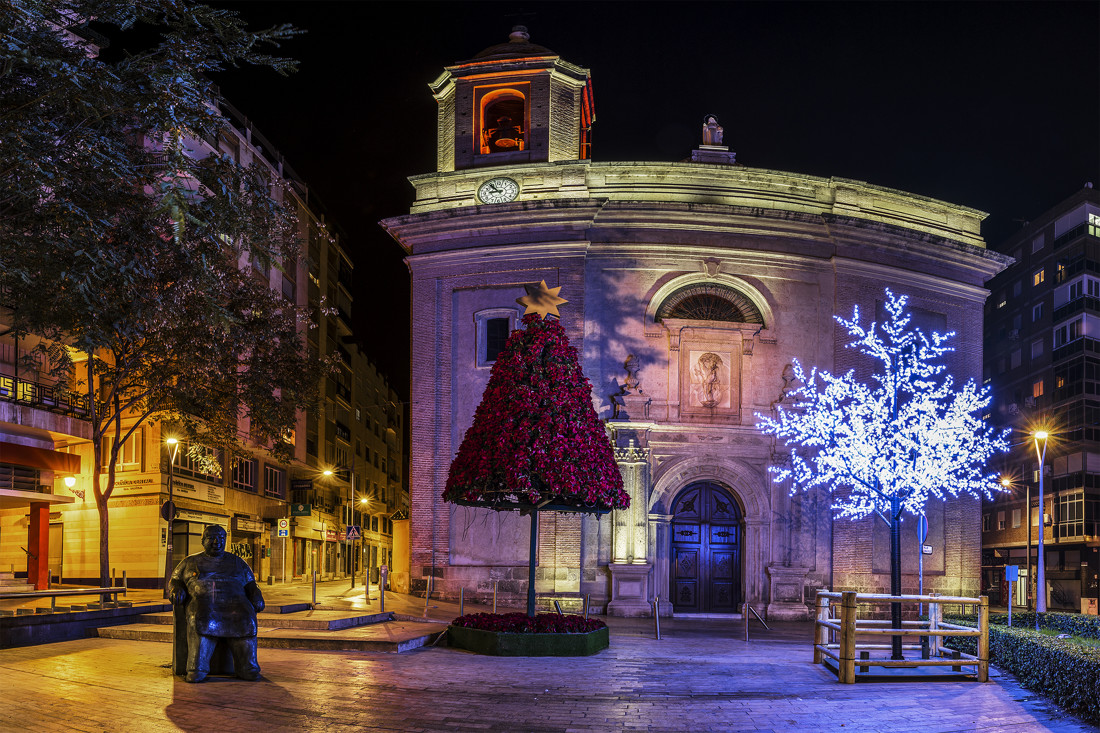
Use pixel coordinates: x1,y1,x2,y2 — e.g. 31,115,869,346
944,613,1100,725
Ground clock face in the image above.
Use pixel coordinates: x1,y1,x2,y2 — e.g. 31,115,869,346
477,177,519,204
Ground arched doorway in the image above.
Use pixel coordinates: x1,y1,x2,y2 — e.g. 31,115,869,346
670,481,743,613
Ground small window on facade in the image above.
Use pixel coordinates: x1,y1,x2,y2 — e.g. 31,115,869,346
1033,302,1043,322
1012,280,1022,297
1033,379,1044,398
1012,509,1022,528
102,429,144,473
1032,235,1044,253
232,458,257,493
1031,339,1043,359
1010,349,1021,369
264,465,286,499
997,511,1006,530
982,514,991,532
1033,269,1045,286
485,318,509,362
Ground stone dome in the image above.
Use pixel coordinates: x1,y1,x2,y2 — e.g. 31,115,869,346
472,26,556,60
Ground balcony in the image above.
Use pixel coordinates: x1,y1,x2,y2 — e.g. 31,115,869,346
1053,295,1100,323
0,374,90,419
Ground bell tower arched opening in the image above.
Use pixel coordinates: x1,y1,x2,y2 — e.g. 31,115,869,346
669,481,743,613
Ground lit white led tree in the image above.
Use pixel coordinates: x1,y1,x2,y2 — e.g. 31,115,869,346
757,290,1008,659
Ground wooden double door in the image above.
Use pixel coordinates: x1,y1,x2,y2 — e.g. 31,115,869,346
670,481,742,613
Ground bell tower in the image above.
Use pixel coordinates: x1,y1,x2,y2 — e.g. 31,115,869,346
430,26,594,173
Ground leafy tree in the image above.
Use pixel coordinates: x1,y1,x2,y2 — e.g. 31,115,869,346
0,1,321,585
757,290,1007,658
445,292,628,615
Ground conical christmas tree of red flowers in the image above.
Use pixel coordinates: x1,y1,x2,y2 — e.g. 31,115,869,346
444,312,629,511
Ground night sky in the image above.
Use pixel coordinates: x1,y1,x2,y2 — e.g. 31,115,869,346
194,2,1099,395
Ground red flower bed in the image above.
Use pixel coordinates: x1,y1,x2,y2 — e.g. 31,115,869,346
452,612,606,634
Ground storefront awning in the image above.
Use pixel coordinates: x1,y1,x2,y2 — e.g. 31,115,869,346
0,442,81,473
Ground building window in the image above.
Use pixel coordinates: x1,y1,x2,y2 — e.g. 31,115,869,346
264,465,286,499
1012,508,1022,529
1032,379,1044,398
997,511,1006,530
1033,269,1045,286
232,458,257,493
101,428,144,473
1033,302,1043,322
982,514,991,532
1091,213,1100,238
1031,339,1043,359
1054,317,1085,347
1032,235,1044,253
1012,280,1022,297
475,308,520,368
1010,349,1021,369
174,443,222,483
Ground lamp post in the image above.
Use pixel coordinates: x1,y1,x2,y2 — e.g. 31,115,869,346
161,437,180,599
1034,430,1049,623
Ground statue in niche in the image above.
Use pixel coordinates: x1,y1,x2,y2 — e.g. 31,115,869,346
623,354,642,394
770,363,798,409
691,352,727,408
702,115,724,146
169,524,265,683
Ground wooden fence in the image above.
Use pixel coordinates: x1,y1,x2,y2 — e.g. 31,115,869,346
813,590,989,683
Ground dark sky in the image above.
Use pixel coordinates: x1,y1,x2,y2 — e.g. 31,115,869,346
202,1,1099,395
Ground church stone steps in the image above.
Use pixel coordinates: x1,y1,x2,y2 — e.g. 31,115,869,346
133,609,395,631
93,618,447,653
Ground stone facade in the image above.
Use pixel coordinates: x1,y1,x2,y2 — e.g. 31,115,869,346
381,30,1008,618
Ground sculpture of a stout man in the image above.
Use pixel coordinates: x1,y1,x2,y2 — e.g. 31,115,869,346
169,524,265,682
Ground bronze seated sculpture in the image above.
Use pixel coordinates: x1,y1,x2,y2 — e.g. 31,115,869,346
169,524,265,682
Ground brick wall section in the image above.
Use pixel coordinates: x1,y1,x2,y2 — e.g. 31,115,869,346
408,276,452,586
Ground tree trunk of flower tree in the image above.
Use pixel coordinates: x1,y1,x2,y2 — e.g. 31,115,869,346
891,494,903,660
527,509,539,617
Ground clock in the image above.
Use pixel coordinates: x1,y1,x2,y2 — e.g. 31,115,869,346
477,177,519,204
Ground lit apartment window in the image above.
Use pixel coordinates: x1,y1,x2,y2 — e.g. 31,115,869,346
175,443,222,483
1090,213,1100,237
232,458,257,493
1033,269,1045,286
1032,379,1044,398
101,428,144,473
1012,509,1022,528
264,465,286,499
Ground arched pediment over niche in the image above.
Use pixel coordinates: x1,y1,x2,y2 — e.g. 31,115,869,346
644,274,773,332
656,283,764,325
649,455,768,518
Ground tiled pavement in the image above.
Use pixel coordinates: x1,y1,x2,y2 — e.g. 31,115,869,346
1,580,1096,732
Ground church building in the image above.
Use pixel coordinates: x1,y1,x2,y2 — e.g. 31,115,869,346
381,28,1009,618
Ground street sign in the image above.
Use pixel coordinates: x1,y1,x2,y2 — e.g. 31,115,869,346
290,503,312,516
277,528,289,537
346,525,361,541
921,544,933,555
917,514,928,544
278,518,289,530
1005,564,1019,582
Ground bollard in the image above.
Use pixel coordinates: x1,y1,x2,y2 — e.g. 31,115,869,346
111,568,116,588
492,580,498,614
122,570,127,597
380,566,387,614
584,593,591,621
364,575,370,607
459,587,464,617
653,597,661,640
312,570,317,609
978,595,990,682
744,602,749,642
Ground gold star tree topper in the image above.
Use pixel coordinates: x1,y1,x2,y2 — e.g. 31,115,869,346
516,281,568,319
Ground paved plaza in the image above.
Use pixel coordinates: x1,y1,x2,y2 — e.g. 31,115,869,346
1,581,1097,732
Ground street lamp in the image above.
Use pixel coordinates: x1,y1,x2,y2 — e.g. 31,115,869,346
161,437,180,599
1033,429,1049,623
